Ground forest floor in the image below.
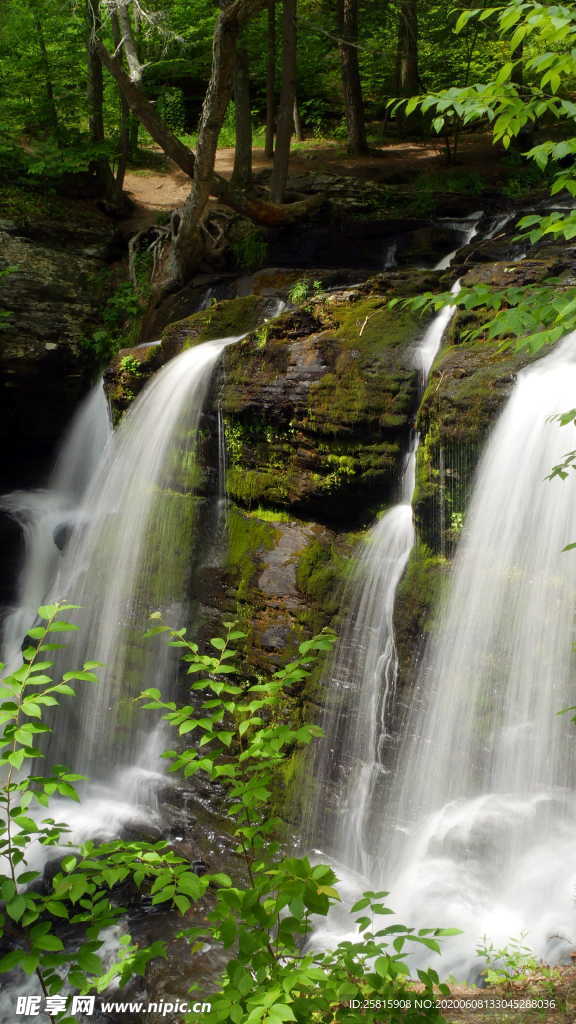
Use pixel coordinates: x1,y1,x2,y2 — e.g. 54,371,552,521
440,963,576,1024
122,133,505,231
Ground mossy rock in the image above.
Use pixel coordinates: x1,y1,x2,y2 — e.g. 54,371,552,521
160,293,274,357
0,195,116,475
106,294,275,418
193,502,351,689
412,301,542,554
220,282,424,525
394,540,449,700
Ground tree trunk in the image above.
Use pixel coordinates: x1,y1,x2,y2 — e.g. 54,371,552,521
30,0,61,144
116,2,143,84
96,37,322,222
337,0,368,155
265,0,276,158
86,0,117,198
232,47,253,187
293,96,303,141
96,22,323,279
174,1,246,277
270,0,297,203
394,0,419,96
86,0,105,143
110,12,130,188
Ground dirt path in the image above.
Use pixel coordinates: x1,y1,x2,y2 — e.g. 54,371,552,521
122,135,500,232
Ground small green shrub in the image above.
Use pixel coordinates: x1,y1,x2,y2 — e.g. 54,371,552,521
288,279,323,304
476,934,540,987
118,354,140,375
82,263,151,368
230,227,268,271
0,608,455,1021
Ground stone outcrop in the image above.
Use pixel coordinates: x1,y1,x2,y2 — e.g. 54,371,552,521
0,185,120,611
0,187,119,483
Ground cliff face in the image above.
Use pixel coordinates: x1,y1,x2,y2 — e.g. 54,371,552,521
0,187,120,610
3,186,563,715
0,188,119,485
104,238,559,698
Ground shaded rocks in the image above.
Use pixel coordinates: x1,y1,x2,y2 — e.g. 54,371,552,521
0,193,119,483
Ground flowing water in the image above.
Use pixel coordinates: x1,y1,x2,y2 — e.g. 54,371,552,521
306,286,461,874
381,330,576,976
0,380,111,669
0,336,246,1019
310,328,576,979
434,212,483,269
44,337,242,789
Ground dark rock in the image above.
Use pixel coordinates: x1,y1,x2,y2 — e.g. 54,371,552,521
0,192,119,483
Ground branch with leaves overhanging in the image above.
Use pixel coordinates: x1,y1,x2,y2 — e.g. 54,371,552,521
386,1,576,355
391,277,576,353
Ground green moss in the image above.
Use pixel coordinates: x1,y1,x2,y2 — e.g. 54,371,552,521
227,467,294,508
295,537,352,617
226,505,276,605
304,301,419,435
145,489,203,606
395,540,448,688
160,295,271,355
245,507,292,523
330,296,419,353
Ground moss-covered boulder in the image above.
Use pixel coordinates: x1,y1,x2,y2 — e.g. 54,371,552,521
219,283,426,525
411,255,563,555
189,503,355,690
106,294,277,414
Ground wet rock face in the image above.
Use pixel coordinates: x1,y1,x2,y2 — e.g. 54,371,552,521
0,205,117,481
219,288,423,526
411,251,569,559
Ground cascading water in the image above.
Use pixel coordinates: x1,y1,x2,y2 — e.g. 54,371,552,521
0,380,111,669
310,324,576,979
306,286,460,877
379,330,576,977
434,212,482,270
45,337,242,794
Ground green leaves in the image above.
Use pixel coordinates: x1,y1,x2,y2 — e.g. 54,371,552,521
389,2,576,356
0,603,454,1020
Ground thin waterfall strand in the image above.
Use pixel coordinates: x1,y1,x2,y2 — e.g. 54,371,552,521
306,286,460,875
0,380,111,669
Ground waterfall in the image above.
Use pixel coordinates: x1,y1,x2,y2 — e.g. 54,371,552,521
1,380,111,669
44,337,242,792
379,330,576,976
306,287,460,875
434,212,482,270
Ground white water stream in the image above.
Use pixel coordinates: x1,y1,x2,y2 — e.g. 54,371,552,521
310,326,576,979
1,381,112,670
382,331,576,976
44,337,241,789
0,332,250,1019
2,336,242,861
434,212,483,269
306,286,460,873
